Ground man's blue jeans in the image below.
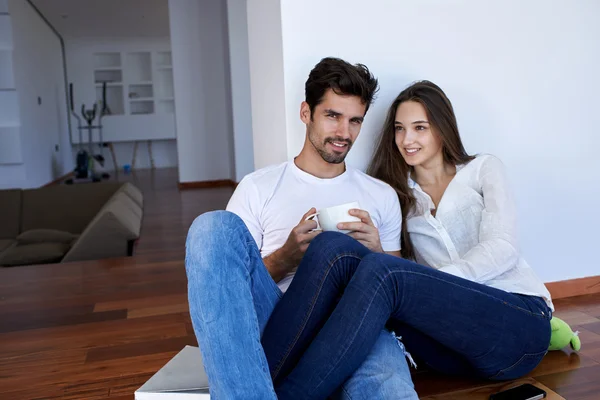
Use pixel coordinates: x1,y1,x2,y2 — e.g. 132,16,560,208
185,211,418,399
261,232,552,399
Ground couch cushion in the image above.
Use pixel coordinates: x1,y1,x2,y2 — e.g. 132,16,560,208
116,182,143,208
20,183,123,234
61,190,143,263
0,242,70,267
0,239,16,253
17,229,78,244
0,189,22,239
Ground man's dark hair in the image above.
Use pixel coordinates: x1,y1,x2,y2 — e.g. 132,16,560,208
305,57,379,118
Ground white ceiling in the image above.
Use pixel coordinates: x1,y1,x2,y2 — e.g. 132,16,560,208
30,0,170,39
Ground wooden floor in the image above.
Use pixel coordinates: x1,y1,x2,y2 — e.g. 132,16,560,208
0,168,598,400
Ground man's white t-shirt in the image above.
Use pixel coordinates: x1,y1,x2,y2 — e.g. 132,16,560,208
226,160,402,292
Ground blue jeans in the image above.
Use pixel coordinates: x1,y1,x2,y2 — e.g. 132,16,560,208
262,232,552,399
185,211,418,400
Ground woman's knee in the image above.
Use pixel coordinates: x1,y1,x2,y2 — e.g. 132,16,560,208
305,231,369,260
359,253,421,280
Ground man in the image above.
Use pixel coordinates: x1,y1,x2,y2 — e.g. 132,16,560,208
185,57,418,399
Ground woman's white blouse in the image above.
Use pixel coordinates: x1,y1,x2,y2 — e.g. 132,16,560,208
407,154,554,310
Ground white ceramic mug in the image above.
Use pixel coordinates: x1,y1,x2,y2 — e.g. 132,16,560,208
306,201,361,233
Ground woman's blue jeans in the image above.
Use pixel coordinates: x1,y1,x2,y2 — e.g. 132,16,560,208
261,232,552,399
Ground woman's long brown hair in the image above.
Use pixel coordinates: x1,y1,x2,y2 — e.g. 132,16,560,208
367,81,474,260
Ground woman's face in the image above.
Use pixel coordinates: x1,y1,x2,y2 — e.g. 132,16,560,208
394,100,443,167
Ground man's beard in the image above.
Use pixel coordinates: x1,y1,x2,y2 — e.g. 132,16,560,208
308,130,353,164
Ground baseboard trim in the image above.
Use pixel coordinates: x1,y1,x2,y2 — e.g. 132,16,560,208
178,179,237,190
546,275,600,300
43,172,73,187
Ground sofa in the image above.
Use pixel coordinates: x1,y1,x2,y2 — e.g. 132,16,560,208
0,182,143,267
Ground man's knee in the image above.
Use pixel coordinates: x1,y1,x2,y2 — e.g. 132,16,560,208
185,211,249,278
187,210,244,247
188,210,243,234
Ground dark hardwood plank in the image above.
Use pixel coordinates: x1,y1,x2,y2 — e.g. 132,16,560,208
526,349,598,376
1,351,179,394
63,373,154,399
536,364,600,398
94,293,188,312
552,309,600,326
0,385,65,400
107,373,155,397
86,335,197,363
127,302,189,319
583,321,600,335
0,312,190,359
420,378,564,400
0,307,127,334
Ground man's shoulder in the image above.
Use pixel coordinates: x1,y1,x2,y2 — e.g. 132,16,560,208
240,161,290,187
349,167,396,195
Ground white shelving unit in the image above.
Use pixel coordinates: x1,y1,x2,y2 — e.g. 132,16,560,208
127,52,152,81
153,51,175,115
81,49,176,143
93,52,125,115
156,51,172,67
92,50,175,118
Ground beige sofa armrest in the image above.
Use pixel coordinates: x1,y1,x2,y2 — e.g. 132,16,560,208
116,182,144,209
61,192,142,263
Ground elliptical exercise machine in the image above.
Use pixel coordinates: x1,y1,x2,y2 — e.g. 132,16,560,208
67,82,110,183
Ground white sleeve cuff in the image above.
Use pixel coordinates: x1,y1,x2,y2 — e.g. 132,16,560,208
381,242,401,253
438,265,467,280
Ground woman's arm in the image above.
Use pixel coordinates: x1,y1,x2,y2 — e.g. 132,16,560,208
438,156,521,283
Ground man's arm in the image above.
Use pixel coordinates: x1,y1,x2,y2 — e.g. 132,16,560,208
264,208,321,282
263,249,297,283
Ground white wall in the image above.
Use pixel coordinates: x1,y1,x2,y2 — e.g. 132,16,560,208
246,0,287,171
65,37,178,170
0,10,24,189
245,0,600,283
95,139,178,171
0,0,69,188
226,0,254,182
169,0,235,183
0,47,13,87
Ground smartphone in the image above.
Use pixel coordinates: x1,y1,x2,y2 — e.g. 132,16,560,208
489,383,546,400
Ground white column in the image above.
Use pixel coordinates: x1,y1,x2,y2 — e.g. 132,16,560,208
168,0,234,183
246,0,288,170
226,0,254,182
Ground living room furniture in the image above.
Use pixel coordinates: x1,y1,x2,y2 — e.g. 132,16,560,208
0,182,143,267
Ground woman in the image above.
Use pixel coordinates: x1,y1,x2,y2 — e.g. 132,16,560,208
260,81,554,399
